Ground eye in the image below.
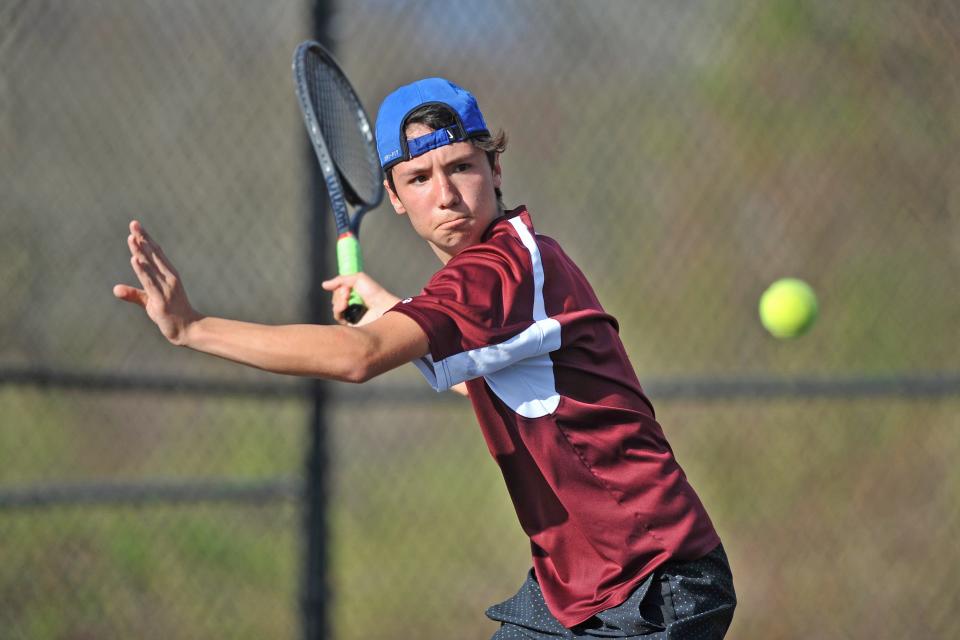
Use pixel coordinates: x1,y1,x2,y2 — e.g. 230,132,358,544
453,163,471,172
409,175,428,185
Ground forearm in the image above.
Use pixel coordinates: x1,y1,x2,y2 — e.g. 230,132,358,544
184,316,371,381
116,222,426,379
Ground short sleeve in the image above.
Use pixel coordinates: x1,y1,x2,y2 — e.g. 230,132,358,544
388,241,554,391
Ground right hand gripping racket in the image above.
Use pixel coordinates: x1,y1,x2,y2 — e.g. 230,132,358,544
293,41,384,324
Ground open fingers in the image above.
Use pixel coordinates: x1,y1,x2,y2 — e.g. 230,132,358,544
130,219,148,238
130,254,164,299
129,222,177,280
128,233,164,284
133,222,163,259
141,239,176,281
127,232,140,259
113,284,148,307
151,242,178,279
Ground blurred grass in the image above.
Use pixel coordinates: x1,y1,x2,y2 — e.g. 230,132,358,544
669,395,960,639
1,505,299,640
0,388,307,484
0,387,305,638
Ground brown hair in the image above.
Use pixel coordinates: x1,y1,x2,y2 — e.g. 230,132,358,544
386,103,508,206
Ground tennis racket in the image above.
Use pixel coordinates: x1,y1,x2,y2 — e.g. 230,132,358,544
293,40,384,324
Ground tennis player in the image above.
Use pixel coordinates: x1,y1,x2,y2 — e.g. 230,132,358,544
115,78,736,639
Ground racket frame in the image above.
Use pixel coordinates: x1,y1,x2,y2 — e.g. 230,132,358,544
292,41,383,324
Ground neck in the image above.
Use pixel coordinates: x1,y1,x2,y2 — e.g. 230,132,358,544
431,243,454,264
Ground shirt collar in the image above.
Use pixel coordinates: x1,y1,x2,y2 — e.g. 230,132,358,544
482,205,529,242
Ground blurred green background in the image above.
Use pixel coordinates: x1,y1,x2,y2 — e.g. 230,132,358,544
2,1,958,638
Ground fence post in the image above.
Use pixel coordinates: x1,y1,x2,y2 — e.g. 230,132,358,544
303,2,335,638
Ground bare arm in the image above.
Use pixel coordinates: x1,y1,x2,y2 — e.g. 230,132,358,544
113,221,428,382
325,274,467,394
181,312,427,382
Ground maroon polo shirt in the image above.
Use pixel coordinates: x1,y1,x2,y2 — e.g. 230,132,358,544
389,206,720,627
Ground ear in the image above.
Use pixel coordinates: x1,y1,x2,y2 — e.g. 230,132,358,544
491,154,502,190
384,179,407,215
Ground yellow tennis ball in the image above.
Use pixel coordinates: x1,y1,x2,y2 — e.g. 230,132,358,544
759,278,818,339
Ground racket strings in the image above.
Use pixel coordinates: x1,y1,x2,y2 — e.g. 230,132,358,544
304,56,381,206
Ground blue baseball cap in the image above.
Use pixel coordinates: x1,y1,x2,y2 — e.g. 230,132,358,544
375,77,489,171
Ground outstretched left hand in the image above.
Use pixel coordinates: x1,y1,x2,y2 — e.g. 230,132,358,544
113,220,201,345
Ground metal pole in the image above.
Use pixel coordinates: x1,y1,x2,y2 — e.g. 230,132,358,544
303,2,334,638
303,384,329,640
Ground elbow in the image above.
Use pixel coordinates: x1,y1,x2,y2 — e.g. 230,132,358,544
326,354,372,384
342,362,375,384
325,325,403,384
336,333,380,384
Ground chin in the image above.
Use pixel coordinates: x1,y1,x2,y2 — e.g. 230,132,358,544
441,238,468,254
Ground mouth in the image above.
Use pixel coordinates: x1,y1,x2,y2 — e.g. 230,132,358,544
437,217,470,230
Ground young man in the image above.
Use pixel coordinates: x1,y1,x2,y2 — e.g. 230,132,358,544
114,77,736,638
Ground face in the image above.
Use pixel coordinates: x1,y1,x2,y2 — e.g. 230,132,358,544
385,123,502,263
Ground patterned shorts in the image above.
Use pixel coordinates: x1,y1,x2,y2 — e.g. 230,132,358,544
486,544,736,640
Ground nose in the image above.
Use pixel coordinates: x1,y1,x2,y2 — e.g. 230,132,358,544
435,172,461,209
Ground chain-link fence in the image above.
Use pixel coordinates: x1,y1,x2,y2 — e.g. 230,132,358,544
2,1,959,639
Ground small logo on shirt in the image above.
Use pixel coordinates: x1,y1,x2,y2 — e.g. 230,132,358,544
401,297,413,304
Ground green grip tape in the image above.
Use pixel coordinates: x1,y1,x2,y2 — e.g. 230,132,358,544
336,234,364,308
348,289,364,308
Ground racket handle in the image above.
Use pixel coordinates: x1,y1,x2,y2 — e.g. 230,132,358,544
336,233,367,324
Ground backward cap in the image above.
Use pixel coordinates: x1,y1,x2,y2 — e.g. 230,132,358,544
375,77,488,170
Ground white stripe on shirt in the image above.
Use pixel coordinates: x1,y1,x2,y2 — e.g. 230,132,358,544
415,216,561,418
